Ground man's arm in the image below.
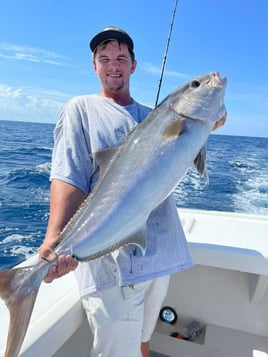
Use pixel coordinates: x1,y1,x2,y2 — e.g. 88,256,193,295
39,179,85,282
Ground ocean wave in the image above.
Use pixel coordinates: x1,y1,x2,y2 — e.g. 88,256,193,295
0,234,38,269
3,162,51,186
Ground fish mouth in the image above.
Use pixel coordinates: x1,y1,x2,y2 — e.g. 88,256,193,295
170,71,227,122
208,72,226,89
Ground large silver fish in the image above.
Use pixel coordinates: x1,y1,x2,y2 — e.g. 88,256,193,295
0,72,227,357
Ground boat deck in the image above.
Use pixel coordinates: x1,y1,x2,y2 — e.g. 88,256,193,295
1,208,268,356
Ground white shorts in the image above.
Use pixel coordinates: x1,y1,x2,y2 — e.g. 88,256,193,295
81,275,170,357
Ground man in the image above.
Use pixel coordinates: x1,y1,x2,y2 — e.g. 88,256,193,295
39,26,226,357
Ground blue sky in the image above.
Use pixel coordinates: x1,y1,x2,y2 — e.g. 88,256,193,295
0,0,267,137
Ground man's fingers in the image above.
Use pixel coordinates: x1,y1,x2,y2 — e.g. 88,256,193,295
43,266,57,283
43,255,78,283
57,255,69,277
66,254,79,270
212,112,227,131
57,255,78,276
39,245,57,262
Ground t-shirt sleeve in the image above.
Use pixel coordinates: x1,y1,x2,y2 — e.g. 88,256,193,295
50,100,92,195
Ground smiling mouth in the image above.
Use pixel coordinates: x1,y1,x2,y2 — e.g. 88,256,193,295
107,74,122,78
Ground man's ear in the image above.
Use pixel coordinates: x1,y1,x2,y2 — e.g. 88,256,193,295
131,60,137,74
92,60,98,73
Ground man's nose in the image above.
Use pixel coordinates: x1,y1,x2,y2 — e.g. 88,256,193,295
109,60,120,69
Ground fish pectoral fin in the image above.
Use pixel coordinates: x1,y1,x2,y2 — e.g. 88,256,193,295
194,147,206,174
194,147,209,184
0,267,40,357
162,118,185,140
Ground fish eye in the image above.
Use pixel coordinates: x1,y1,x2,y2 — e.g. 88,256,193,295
191,80,200,88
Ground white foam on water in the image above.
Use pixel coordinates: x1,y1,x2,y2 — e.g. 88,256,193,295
231,158,268,215
9,244,38,259
35,161,51,174
0,234,38,259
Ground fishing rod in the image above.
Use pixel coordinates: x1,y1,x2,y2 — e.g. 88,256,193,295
155,0,179,107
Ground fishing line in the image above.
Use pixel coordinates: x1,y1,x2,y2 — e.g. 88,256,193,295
155,0,179,107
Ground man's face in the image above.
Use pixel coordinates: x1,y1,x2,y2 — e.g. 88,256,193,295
93,41,137,93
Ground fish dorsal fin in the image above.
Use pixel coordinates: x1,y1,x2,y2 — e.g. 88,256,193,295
126,124,137,138
92,125,138,175
56,147,121,244
194,147,209,183
163,118,185,140
92,146,119,177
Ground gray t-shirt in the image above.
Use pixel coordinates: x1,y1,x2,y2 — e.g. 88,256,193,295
50,94,193,297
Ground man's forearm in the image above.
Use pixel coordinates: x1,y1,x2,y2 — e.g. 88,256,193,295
43,179,86,247
39,179,84,281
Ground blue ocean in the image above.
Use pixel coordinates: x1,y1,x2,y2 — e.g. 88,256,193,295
0,120,268,270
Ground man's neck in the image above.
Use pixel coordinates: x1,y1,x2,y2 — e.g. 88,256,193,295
99,91,132,106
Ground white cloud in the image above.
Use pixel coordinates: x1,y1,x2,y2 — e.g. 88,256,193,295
0,86,23,98
0,84,72,122
0,43,68,66
140,61,189,79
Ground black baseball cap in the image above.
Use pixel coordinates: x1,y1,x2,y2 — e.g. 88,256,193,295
89,26,134,52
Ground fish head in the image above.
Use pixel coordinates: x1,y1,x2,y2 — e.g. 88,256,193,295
170,72,227,122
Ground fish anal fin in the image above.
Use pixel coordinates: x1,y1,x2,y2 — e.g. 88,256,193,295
163,119,185,140
128,225,147,254
0,267,40,357
78,225,148,262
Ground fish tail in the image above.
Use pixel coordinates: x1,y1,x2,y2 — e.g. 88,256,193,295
0,267,40,357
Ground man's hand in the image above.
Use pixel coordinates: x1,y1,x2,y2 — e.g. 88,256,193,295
212,112,227,131
39,244,78,283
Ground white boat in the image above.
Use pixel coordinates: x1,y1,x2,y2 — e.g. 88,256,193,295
1,208,268,357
